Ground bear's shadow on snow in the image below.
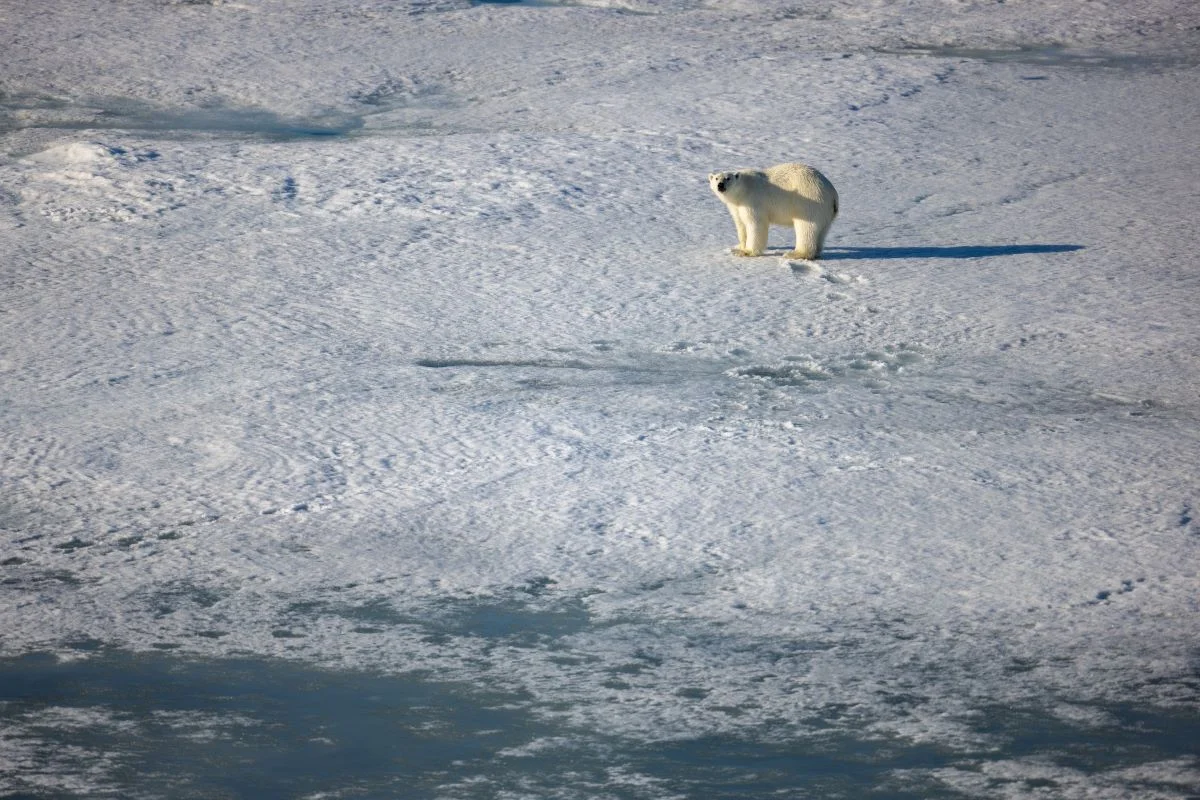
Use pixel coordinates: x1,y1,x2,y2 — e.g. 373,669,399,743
822,244,1083,260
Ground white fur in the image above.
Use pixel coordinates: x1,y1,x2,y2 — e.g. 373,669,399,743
708,162,839,259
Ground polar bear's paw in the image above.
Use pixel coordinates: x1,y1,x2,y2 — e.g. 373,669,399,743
785,249,820,260
731,247,759,257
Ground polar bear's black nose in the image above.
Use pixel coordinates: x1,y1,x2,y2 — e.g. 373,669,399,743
716,180,727,192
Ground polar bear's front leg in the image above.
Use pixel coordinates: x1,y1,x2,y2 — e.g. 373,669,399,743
729,207,748,254
735,210,768,256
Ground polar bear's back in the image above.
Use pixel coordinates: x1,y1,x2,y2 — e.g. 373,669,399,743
763,162,838,212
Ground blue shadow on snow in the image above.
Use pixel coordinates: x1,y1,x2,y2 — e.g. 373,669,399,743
822,244,1083,260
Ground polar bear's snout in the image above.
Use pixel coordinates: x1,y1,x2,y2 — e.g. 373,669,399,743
709,171,735,194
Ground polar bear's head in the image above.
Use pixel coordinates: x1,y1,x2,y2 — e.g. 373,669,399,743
708,171,740,198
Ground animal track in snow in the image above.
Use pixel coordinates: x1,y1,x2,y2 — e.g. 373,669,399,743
414,341,931,404
998,330,1068,351
731,345,926,389
1086,578,1144,606
272,176,298,204
788,259,868,289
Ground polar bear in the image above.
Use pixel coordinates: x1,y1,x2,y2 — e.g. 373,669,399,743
708,162,838,259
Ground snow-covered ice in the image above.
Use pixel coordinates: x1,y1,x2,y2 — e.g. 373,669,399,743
2,0,1199,796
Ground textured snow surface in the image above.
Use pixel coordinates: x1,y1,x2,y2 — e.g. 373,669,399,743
2,0,1199,796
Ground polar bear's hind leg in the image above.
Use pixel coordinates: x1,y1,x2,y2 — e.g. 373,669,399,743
787,219,824,260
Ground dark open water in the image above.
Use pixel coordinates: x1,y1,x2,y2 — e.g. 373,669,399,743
1,649,1197,799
